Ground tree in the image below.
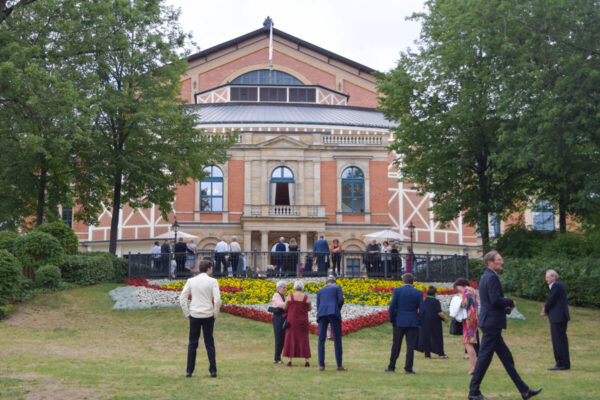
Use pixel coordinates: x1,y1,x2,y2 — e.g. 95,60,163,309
0,0,90,228
498,0,600,233
378,0,530,253
72,0,234,254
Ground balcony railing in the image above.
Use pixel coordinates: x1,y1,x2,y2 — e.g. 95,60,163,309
243,204,326,218
322,135,384,146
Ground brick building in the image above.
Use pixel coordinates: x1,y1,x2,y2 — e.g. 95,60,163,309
73,20,481,256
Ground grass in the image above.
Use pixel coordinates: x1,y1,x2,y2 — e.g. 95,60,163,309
0,284,599,400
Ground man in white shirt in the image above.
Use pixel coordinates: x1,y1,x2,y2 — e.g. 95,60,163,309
151,241,161,269
179,260,221,378
214,237,229,276
229,236,242,276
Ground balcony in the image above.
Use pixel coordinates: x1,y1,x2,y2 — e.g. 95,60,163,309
243,204,326,218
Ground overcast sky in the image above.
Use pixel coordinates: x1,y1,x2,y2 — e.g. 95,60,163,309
166,0,427,72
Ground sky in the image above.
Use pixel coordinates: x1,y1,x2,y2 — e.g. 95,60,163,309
166,0,427,72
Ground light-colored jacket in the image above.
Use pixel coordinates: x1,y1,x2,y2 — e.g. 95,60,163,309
179,273,221,319
449,295,467,322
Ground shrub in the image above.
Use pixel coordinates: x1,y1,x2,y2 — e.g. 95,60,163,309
0,231,18,253
0,249,22,303
467,258,486,281
539,233,587,259
584,231,600,257
494,225,552,258
13,232,65,273
500,257,600,308
113,257,129,282
0,303,15,319
35,264,62,288
35,221,79,255
60,253,115,285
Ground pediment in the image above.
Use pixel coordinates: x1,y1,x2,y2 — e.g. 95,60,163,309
257,135,309,149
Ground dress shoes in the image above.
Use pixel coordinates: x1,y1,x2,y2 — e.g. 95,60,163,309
548,365,569,371
384,368,395,372
522,388,542,399
404,370,416,374
185,372,192,378
336,366,347,371
210,371,217,378
305,361,310,367
468,395,491,400
319,366,325,371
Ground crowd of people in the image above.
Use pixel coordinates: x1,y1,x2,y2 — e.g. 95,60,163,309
179,250,571,399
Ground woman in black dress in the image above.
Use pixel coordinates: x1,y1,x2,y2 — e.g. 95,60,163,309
418,286,449,359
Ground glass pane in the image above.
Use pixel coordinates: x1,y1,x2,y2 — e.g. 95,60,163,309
212,197,223,212
203,166,212,174
200,198,210,211
282,167,293,178
211,167,223,178
342,197,353,213
355,198,365,213
212,182,223,196
342,183,352,197
200,182,211,196
353,183,364,197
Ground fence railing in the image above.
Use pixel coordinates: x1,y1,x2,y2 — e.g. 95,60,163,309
125,251,469,281
243,204,326,218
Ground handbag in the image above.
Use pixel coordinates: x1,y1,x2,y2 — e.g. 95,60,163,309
449,319,463,336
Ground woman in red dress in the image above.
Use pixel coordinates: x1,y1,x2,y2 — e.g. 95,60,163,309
283,281,312,366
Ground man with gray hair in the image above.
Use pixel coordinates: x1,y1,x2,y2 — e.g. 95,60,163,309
541,269,570,370
214,237,229,277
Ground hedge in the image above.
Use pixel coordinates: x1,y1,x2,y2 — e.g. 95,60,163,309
60,254,115,286
500,257,600,308
0,249,22,303
35,264,62,288
35,221,79,255
13,232,65,273
0,231,18,253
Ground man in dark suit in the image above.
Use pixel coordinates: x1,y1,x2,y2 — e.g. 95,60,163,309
174,238,188,277
316,277,346,371
313,235,330,275
161,240,171,276
468,251,542,400
541,269,570,370
386,273,423,374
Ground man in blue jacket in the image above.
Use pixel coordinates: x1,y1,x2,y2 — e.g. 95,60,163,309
386,273,424,374
317,277,346,371
313,235,330,275
468,251,542,400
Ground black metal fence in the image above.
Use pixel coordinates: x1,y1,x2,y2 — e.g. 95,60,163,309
125,250,469,281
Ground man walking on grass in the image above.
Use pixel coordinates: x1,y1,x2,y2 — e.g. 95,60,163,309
180,260,221,378
468,251,542,400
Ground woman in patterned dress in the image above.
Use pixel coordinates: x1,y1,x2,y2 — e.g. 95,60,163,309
454,278,479,375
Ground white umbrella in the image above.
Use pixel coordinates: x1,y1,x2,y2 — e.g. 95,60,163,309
365,229,409,241
155,230,199,240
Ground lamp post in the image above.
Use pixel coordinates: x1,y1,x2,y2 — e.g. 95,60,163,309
172,219,180,260
408,221,415,250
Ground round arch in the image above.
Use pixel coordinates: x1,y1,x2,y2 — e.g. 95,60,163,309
222,64,312,86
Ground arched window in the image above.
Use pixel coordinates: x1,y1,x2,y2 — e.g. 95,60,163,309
533,200,555,231
200,166,223,212
270,166,295,205
231,69,303,85
342,167,364,213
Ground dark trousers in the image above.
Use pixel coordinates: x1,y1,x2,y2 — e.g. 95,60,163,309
318,315,343,367
229,252,240,275
214,253,227,276
331,253,341,272
276,253,285,275
316,253,328,274
175,254,186,275
273,314,286,362
469,328,528,396
187,316,216,375
550,321,570,368
388,326,418,371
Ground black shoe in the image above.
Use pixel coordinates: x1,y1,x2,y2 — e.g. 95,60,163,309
210,371,217,378
548,365,569,371
468,395,491,400
384,367,395,372
522,388,542,400
185,372,192,378
404,369,416,374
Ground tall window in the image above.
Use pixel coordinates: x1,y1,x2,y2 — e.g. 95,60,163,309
533,200,555,231
61,207,73,228
342,167,364,213
270,166,295,205
231,70,303,85
200,166,223,212
490,213,501,237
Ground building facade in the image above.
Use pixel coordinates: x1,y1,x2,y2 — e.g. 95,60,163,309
73,21,480,256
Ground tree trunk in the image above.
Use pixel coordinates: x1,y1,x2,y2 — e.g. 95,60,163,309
35,164,48,227
477,163,490,255
108,170,122,255
558,192,567,234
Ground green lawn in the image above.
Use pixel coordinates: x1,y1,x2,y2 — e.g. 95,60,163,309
1,284,599,400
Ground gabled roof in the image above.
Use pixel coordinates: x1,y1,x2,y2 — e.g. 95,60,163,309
187,26,377,75
188,103,393,129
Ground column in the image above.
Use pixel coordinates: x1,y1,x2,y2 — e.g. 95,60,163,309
243,230,252,252
300,232,308,252
261,231,269,252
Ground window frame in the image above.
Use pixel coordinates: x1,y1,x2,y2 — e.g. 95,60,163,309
200,166,224,212
341,167,365,214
